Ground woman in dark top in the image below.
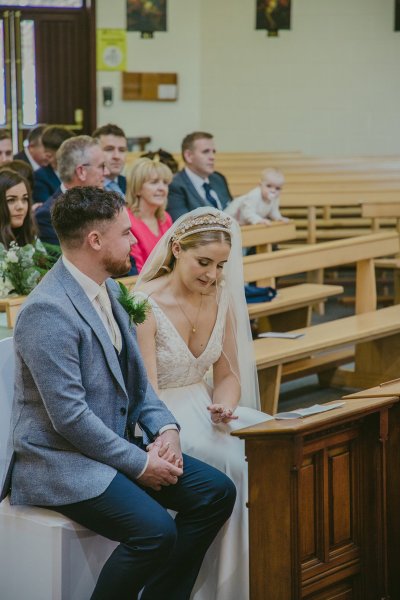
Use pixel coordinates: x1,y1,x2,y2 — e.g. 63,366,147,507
0,168,36,248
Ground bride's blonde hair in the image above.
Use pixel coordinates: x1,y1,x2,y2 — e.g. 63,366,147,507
150,228,231,280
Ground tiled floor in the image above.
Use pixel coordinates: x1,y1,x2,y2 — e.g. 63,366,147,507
279,373,358,411
278,294,360,411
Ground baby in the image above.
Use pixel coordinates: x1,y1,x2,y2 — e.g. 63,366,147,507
226,167,289,225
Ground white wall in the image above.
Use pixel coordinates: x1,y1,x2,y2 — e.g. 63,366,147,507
96,0,400,155
96,0,201,151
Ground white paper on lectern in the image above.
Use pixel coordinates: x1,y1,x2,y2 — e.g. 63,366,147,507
275,402,345,420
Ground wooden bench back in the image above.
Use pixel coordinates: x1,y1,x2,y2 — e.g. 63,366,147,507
279,190,400,208
362,203,400,219
361,202,400,240
240,222,296,250
243,232,400,314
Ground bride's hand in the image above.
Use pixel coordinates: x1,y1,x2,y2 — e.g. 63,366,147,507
207,404,238,424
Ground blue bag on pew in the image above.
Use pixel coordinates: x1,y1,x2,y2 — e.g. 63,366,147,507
245,284,277,304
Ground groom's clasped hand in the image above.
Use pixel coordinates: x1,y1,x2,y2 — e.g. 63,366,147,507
138,429,184,491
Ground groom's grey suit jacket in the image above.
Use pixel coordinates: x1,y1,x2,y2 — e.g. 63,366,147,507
1,259,178,506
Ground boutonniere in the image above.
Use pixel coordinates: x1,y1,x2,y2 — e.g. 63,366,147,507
117,282,150,326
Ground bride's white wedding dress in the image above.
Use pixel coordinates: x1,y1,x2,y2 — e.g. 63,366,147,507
144,292,272,600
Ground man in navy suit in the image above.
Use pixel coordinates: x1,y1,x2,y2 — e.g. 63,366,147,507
33,126,75,203
14,124,48,171
1,186,236,600
35,135,106,245
93,123,127,198
167,131,232,221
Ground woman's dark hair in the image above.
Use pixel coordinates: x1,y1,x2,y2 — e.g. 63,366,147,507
140,148,179,173
1,159,34,192
51,186,125,247
0,168,36,248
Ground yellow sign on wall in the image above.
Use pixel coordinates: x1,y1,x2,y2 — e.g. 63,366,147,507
97,29,127,71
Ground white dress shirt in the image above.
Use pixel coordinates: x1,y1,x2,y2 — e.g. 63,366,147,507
23,146,40,171
62,255,119,343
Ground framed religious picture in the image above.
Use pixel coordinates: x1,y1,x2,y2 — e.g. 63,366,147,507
127,0,167,35
396,0,400,31
256,0,291,34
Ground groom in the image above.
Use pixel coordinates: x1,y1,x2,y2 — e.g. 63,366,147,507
0,187,236,600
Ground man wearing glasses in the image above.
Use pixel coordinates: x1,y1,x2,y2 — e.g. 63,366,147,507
35,135,106,245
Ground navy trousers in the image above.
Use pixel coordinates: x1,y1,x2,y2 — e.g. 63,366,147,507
50,454,236,600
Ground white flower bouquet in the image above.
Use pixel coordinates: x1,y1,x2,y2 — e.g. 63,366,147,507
0,240,61,298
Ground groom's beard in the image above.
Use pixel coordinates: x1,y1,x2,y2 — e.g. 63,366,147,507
102,253,131,278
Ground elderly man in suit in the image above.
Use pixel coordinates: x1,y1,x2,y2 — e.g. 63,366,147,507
167,131,232,221
35,135,106,245
0,186,236,600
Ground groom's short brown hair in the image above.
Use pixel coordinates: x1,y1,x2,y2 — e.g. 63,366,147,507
51,186,124,246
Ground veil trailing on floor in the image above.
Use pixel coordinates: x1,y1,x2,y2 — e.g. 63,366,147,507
135,206,261,411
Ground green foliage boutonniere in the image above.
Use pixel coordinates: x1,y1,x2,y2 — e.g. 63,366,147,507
117,282,150,326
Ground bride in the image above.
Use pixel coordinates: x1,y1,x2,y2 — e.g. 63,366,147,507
134,207,272,600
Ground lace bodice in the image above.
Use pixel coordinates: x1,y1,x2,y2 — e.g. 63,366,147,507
140,292,228,389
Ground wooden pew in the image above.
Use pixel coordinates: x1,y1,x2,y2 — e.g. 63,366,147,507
362,201,400,235
279,191,400,244
240,221,296,252
248,282,343,331
254,304,400,413
233,396,400,599
228,175,400,198
0,296,26,330
361,202,400,302
243,231,398,312
242,232,400,412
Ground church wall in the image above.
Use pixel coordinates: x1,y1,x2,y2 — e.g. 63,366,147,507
97,0,400,155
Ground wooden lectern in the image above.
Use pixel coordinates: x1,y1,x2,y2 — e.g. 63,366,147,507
233,397,400,599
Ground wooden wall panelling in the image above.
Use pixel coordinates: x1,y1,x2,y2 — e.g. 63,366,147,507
122,72,178,101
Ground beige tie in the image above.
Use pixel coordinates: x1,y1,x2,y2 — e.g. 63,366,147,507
97,284,122,353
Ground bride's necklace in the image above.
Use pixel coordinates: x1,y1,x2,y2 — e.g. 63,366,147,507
175,294,203,333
